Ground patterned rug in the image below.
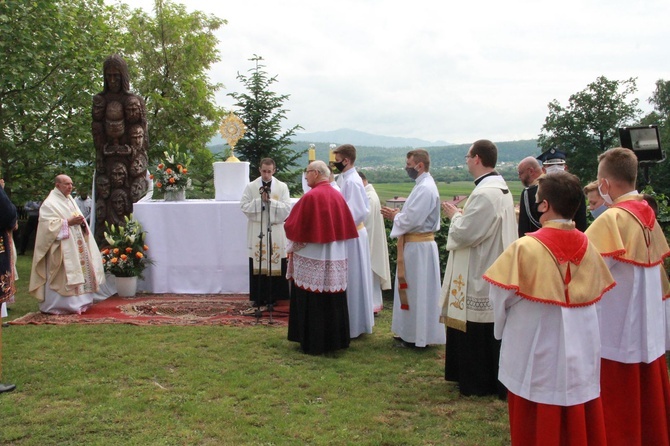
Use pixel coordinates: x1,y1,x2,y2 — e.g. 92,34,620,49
9,294,289,327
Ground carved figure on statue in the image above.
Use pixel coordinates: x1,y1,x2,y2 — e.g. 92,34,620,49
110,162,129,189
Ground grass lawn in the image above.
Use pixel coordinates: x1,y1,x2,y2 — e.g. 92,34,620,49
1,255,510,446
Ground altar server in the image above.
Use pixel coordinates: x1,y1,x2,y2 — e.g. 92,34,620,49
359,171,391,314
381,149,445,348
485,171,615,445
332,144,375,338
286,161,359,355
29,174,105,314
585,147,670,446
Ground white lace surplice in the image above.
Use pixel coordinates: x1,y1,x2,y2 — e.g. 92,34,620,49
287,240,348,293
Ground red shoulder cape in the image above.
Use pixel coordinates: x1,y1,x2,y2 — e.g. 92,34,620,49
285,181,359,244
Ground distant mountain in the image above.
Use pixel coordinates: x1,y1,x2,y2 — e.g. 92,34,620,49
292,128,451,148
208,128,451,149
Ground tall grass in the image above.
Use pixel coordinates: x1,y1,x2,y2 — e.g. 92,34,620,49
1,255,510,446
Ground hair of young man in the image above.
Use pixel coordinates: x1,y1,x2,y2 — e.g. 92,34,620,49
598,147,637,186
470,139,497,168
407,149,431,171
333,144,357,163
358,171,367,181
583,180,599,195
259,158,276,169
536,171,584,219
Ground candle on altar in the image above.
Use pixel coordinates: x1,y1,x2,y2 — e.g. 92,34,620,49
329,144,336,162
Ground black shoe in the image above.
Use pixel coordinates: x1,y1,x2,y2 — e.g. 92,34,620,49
0,383,16,393
2,323,8,328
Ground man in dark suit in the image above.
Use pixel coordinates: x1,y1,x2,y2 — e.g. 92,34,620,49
518,148,587,236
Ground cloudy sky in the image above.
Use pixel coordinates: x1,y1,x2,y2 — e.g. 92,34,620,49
123,0,669,144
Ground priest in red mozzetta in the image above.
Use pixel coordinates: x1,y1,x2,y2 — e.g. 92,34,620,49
585,147,670,446
285,160,359,355
484,171,616,445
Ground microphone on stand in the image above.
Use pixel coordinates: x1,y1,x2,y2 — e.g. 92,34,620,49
260,182,271,210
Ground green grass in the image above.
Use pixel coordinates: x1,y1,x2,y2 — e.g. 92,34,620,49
1,255,511,446
373,181,525,206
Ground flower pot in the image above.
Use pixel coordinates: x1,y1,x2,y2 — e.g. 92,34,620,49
164,189,186,201
116,276,138,297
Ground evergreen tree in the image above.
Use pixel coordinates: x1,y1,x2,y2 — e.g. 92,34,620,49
228,55,305,194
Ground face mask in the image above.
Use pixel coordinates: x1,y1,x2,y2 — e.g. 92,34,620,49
544,164,565,174
598,180,613,205
590,203,607,219
406,167,419,180
333,161,346,173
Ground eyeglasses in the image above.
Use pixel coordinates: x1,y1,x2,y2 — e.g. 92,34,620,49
464,154,474,160
304,169,317,174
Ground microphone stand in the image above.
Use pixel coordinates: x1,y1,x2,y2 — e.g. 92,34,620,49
254,187,266,322
254,183,276,323
265,194,275,324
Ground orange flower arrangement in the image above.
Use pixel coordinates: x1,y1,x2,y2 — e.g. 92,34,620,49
100,214,152,278
152,143,192,194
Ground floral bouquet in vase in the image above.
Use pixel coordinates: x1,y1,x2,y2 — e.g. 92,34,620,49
151,143,193,200
101,214,151,278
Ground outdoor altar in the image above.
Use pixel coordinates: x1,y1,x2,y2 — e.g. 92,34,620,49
134,112,251,294
133,199,248,294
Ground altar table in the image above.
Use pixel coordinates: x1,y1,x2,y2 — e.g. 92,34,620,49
133,200,249,294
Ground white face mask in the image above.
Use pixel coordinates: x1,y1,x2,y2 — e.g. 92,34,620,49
544,164,565,174
598,179,613,205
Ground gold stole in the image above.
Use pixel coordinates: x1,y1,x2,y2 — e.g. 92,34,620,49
397,232,435,310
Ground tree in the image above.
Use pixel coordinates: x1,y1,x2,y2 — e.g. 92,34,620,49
227,55,305,193
639,79,670,193
0,0,122,204
120,0,226,162
537,76,641,183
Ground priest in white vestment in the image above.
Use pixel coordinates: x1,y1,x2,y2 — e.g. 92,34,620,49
440,139,517,397
29,175,105,314
240,158,292,307
333,144,375,338
382,149,446,348
359,172,391,314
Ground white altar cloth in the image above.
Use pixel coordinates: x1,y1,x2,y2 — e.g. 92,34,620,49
133,199,249,294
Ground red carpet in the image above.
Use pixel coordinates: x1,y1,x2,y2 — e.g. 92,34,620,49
9,294,289,327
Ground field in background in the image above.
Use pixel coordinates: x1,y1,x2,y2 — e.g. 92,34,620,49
373,181,525,206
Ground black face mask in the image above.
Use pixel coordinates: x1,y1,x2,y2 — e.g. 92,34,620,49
333,161,346,173
406,167,419,180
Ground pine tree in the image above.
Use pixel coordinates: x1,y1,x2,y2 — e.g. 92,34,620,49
228,55,305,194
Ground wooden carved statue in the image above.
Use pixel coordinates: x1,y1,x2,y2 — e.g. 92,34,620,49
92,54,149,243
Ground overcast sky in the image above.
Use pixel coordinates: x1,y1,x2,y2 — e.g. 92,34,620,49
121,0,669,144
